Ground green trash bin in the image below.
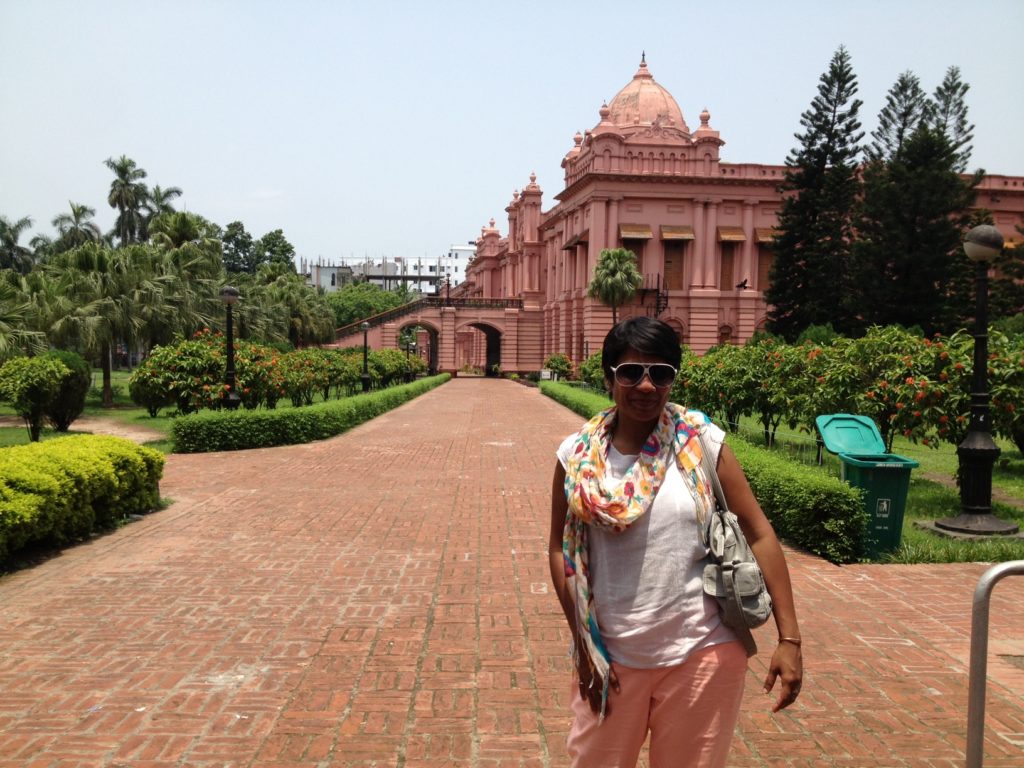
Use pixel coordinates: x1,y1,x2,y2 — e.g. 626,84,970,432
816,414,919,558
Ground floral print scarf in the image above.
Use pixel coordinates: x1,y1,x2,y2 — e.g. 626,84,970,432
562,403,714,719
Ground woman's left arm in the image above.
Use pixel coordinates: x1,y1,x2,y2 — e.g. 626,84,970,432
716,443,804,712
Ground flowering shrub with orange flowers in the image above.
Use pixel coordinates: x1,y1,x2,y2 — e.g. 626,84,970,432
672,325,1024,455
129,330,225,415
130,329,284,415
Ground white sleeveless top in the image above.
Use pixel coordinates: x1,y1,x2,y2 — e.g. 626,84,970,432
557,424,736,668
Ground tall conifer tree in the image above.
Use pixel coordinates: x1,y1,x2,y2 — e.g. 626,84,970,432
928,66,975,172
766,46,864,340
855,125,977,334
865,71,928,163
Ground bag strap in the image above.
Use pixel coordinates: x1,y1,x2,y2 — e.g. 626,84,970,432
697,428,759,657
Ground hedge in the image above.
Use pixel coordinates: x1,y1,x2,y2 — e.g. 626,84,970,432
0,435,164,564
172,374,450,453
539,381,612,420
729,438,868,563
539,381,869,563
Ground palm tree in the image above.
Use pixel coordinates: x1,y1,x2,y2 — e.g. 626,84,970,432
29,232,56,263
52,201,102,252
0,273,48,358
104,155,149,246
260,271,335,347
141,184,183,240
587,247,643,325
47,242,163,405
0,215,35,273
148,211,219,251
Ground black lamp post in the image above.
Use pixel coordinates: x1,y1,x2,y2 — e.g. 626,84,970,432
220,285,241,410
360,321,371,393
405,339,416,382
936,225,1019,535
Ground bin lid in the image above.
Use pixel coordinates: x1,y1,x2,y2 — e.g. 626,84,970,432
816,413,885,455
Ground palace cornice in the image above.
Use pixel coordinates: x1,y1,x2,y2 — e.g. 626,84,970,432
555,171,784,201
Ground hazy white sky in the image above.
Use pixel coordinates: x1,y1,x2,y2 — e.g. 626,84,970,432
2,0,1021,265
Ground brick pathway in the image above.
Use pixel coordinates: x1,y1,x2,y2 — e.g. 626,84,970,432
1,378,1022,767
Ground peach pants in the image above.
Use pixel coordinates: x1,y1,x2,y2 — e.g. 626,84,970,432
567,642,747,768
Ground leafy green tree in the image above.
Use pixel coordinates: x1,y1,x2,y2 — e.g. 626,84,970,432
697,343,758,431
586,247,642,325
326,282,404,327
255,229,296,270
928,66,975,173
221,220,257,274
766,46,864,340
104,155,149,246
0,215,35,273
742,336,798,447
52,201,102,253
0,355,70,441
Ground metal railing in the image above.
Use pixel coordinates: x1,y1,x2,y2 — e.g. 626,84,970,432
966,560,1024,768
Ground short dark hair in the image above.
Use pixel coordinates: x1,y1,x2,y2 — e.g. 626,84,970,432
601,317,682,382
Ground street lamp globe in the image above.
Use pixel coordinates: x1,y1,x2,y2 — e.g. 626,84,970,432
963,224,1004,263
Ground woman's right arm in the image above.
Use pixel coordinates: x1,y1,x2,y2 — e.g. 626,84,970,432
548,461,575,629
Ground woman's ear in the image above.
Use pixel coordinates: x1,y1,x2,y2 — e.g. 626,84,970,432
604,376,613,395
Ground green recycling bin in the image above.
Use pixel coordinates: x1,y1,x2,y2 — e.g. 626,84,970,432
816,414,919,558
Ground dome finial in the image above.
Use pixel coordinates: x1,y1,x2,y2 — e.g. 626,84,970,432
634,53,652,80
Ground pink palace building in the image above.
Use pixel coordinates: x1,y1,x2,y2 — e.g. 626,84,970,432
337,57,1024,374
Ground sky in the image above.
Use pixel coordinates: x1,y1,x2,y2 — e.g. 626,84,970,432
2,0,1022,267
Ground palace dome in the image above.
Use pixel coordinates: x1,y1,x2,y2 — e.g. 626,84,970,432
605,55,688,133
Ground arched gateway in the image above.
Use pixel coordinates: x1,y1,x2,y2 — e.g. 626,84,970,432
325,296,543,375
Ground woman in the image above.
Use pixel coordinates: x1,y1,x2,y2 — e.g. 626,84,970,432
548,317,803,768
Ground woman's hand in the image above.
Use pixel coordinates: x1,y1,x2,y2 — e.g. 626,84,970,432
763,639,803,712
576,643,620,715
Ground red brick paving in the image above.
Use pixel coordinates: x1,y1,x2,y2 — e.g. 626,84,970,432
1,378,1022,767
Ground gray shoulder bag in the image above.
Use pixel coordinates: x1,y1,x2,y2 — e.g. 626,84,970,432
697,431,773,657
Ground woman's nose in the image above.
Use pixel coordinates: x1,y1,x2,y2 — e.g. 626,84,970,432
635,373,657,391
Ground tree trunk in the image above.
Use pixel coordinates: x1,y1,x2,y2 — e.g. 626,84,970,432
101,342,114,407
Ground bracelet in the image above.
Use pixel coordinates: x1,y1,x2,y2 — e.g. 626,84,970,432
778,637,802,647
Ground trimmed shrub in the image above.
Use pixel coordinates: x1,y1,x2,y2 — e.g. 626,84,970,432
543,353,573,380
0,356,71,441
730,438,868,564
172,374,450,452
539,381,612,420
578,352,605,391
43,350,92,431
0,435,164,564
